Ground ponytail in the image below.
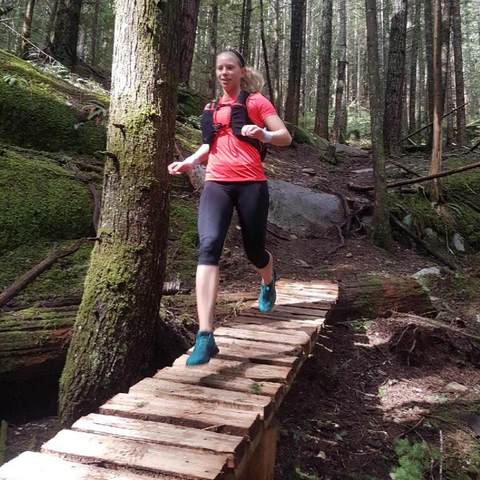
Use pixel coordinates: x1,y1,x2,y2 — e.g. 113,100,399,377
240,66,264,94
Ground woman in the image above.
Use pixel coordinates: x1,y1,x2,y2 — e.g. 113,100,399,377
168,49,292,366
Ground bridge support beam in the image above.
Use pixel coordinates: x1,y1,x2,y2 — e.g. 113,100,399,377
239,419,278,480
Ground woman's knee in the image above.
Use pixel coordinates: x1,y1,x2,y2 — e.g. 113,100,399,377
198,236,224,266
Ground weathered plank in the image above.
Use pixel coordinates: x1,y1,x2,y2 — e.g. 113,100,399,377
99,393,262,439
239,309,326,322
213,336,304,357
0,452,160,480
42,430,232,480
73,413,245,468
172,356,294,385
152,368,286,404
214,327,311,347
228,316,321,334
128,377,274,420
252,304,331,316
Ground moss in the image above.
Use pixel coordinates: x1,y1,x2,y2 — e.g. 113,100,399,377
166,197,199,281
0,49,106,153
0,241,93,305
177,84,205,119
285,122,329,152
175,121,202,153
76,122,107,155
0,148,94,253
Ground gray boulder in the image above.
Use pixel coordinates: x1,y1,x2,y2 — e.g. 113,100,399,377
267,179,346,238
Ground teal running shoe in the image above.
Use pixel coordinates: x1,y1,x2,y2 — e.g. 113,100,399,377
186,331,219,366
259,269,276,312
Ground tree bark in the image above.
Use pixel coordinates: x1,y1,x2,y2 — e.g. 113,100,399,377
409,0,421,135
425,0,435,148
329,276,436,322
430,0,443,202
208,0,218,99
284,0,306,125
452,1,467,146
58,0,180,426
259,0,275,107
273,0,281,115
314,0,333,139
331,0,347,145
49,0,84,68
90,0,100,67
365,0,392,250
384,0,408,154
20,0,36,59
44,0,59,48
178,0,200,86
239,0,252,61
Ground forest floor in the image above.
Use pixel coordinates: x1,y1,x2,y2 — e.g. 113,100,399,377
3,143,480,479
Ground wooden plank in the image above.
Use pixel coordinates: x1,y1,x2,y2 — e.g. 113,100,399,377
73,413,245,468
0,452,160,480
153,368,286,404
128,377,274,420
42,430,232,480
173,356,294,385
99,393,261,439
276,280,338,292
209,343,300,368
229,316,321,333
239,309,326,322
251,304,331,316
214,326,311,347
214,336,304,357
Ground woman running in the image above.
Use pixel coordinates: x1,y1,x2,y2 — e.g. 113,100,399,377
168,49,292,365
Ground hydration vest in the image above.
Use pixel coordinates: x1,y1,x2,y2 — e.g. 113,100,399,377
200,90,267,161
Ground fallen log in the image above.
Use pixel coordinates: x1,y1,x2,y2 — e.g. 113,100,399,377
348,160,480,192
329,276,436,323
0,239,86,308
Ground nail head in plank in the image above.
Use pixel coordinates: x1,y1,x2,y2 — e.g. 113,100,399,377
42,430,232,480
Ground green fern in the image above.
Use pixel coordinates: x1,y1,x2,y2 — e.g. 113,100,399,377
392,438,439,480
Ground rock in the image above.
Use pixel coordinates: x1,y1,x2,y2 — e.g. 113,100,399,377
301,168,316,175
285,122,329,152
412,267,441,279
267,179,346,238
334,143,369,157
346,253,353,258
352,168,373,173
453,233,466,252
444,382,469,394
294,259,311,268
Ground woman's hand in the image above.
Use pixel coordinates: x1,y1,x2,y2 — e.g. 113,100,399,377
241,124,265,141
168,160,193,176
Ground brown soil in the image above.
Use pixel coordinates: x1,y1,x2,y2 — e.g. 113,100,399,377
3,144,479,479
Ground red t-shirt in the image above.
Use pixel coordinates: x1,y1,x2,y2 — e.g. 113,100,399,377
205,93,277,182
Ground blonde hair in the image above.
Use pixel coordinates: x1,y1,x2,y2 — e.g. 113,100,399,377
220,51,264,94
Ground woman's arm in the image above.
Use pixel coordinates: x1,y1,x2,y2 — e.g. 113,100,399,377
241,115,292,146
168,143,210,176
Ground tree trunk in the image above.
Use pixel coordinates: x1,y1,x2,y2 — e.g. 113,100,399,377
409,0,421,135
445,42,454,147
259,0,275,107
425,0,435,148
329,276,435,322
430,0,443,202
284,0,306,125
90,0,100,67
20,0,36,59
178,0,200,86
49,0,84,68
240,0,252,61
365,0,392,250
331,0,347,144
384,0,408,155
208,0,218,100
452,1,467,146
44,0,60,47
273,0,281,116
313,0,333,139
58,0,180,426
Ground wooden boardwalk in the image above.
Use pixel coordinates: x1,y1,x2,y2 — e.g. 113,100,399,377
0,279,338,480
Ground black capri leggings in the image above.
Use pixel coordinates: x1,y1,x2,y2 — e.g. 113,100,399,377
198,180,270,269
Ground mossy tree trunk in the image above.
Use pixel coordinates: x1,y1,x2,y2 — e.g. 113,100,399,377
365,0,392,250
20,0,36,59
58,0,179,426
49,0,83,68
178,0,200,86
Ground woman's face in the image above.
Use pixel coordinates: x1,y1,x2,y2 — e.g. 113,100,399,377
216,53,245,91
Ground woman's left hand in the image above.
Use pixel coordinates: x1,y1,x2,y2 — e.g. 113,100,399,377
241,124,265,140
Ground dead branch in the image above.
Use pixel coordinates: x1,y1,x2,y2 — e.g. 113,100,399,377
464,138,480,155
401,102,469,142
349,160,480,192
389,214,457,270
0,238,86,308
88,183,101,234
